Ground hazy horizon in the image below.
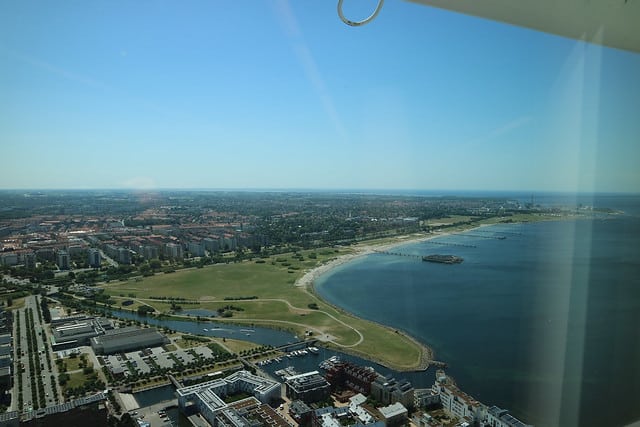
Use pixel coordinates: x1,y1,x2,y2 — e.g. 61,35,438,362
2,2,639,192
1,187,638,197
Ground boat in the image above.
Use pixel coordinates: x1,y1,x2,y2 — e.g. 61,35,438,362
422,254,463,264
203,328,208,331
308,346,319,354
319,356,341,370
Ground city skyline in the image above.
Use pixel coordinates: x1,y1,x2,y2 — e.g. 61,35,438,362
2,1,639,192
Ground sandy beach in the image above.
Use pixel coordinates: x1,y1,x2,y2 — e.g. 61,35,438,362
295,229,463,289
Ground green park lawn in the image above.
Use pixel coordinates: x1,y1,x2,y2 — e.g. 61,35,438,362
100,248,427,370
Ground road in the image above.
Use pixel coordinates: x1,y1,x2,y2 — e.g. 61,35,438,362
12,295,63,413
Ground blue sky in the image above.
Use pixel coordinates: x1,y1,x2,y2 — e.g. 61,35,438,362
1,1,639,192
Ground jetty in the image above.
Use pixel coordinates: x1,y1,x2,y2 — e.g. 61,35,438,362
423,240,476,248
453,232,506,240
474,229,522,236
373,250,423,260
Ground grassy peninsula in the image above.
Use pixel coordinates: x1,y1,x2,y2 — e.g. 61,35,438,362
98,210,590,371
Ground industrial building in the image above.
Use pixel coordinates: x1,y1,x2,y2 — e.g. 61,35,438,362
50,316,113,350
284,371,331,404
177,370,281,426
90,326,167,354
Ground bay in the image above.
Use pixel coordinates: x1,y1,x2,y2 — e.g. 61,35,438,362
315,195,640,427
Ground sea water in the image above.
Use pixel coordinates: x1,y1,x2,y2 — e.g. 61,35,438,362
315,195,640,427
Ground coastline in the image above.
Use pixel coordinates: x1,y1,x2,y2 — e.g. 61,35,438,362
294,229,464,371
295,230,457,290
292,214,581,371
295,211,593,292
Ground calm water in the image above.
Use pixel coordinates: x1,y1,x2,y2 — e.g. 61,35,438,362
316,195,640,427
134,384,176,408
105,309,297,347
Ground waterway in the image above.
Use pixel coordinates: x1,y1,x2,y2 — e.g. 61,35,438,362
315,194,640,427
104,309,297,347
133,384,177,408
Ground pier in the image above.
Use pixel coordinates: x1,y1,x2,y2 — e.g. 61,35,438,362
274,340,317,352
422,240,477,248
474,229,522,236
453,233,507,240
373,250,423,259
429,360,448,369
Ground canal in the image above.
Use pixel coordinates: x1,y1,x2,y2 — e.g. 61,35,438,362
98,309,437,409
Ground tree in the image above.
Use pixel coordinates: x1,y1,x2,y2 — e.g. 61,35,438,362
149,259,162,270
139,263,151,274
137,305,155,316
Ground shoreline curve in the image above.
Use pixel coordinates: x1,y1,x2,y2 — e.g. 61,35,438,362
294,230,468,371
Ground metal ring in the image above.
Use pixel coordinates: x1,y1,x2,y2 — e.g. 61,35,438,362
337,0,384,27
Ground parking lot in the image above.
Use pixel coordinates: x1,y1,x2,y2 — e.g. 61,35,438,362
99,344,217,378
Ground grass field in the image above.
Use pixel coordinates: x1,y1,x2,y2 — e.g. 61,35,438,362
61,355,91,372
101,248,427,370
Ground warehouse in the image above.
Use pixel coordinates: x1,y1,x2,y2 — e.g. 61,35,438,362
90,326,167,354
50,316,114,350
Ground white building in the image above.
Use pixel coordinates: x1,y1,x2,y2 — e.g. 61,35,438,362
379,402,408,427
177,371,281,425
348,393,374,424
165,242,183,259
437,382,484,422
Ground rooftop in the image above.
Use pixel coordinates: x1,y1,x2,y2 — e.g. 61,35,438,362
379,402,408,419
